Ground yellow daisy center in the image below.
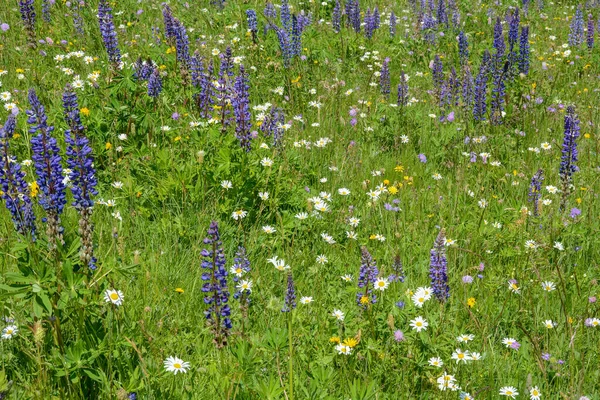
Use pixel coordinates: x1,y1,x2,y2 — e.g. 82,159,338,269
173,363,181,369
110,293,119,301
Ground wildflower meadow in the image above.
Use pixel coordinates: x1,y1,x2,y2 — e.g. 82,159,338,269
1,0,599,398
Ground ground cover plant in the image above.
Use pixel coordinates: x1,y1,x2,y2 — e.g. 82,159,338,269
0,0,599,398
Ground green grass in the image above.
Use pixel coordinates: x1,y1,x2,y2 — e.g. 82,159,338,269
0,0,599,398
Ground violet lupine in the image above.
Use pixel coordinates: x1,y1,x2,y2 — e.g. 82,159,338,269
215,75,232,133
261,106,285,147
432,54,444,101
437,0,448,27
430,229,449,303
448,67,461,106
19,0,36,46
297,11,312,32
161,3,177,44
461,64,475,110
147,68,162,98
190,52,204,88
357,246,379,308
275,27,293,66
569,6,585,46
559,106,580,209
42,0,51,23
528,169,544,217
490,60,508,125
232,246,251,303
364,8,375,39
0,116,36,238
26,89,66,246
522,0,530,15
281,272,296,312
422,12,437,44
71,3,84,36
380,57,391,98
332,0,341,33
458,31,469,64
263,2,277,36
397,71,409,107
587,14,595,49
291,14,302,57
373,7,380,29
196,59,216,118
389,11,397,37
200,221,231,348
450,0,460,27
219,46,235,78
62,85,98,270
98,0,121,68
281,0,292,33
473,65,488,121
507,8,520,77
519,26,530,74
246,9,258,43
232,65,252,152
351,0,362,34
173,18,191,80
388,254,405,283
493,17,505,58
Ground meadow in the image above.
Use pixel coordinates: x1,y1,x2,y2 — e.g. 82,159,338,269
0,0,599,398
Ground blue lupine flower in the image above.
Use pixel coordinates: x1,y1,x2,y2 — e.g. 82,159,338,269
430,229,449,302
246,9,258,42
458,31,469,64
437,0,448,27
493,17,505,58
388,254,405,283
275,26,293,66
461,64,475,110
200,221,231,347
490,59,507,125
161,3,177,44
291,15,302,57
232,65,252,152
569,6,584,46
147,68,162,98
280,0,292,33
389,11,397,37
232,246,251,303
62,85,98,270
519,26,530,74
587,14,594,49
380,57,391,98
263,2,277,36
528,169,543,217
98,0,122,67
364,8,375,39
0,116,36,238
173,18,191,76
42,0,51,23
332,0,341,33
19,0,36,45
372,7,380,29
26,89,67,244
219,46,234,78
559,106,580,208
397,71,409,107
261,106,285,147
281,272,296,312
71,2,84,36
357,246,379,308
473,51,490,121
190,52,204,88
195,59,216,119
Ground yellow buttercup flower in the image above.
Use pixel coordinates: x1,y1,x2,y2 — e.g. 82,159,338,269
175,288,184,294
29,181,39,198
343,338,358,348
467,297,476,308
80,107,90,116
105,142,112,150
329,336,340,344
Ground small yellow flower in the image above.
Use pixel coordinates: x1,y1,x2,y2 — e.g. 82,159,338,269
388,186,398,195
360,295,370,305
105,142,112,150
166,46,176,54
329,336,340,344
174,136,181,142
467,297,476,308
80,107,90,116
29,181,39,198
383,179,390,186
136,191,142,198
584,133,591,139
576,198,582,204
16,68,25,73
343,337,358,348
175,288,184,294
394,165,404,172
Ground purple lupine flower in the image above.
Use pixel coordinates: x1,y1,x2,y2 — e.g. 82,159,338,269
372,7,380,29
42,0,52,23
232,65,252,152
19,0,36,46
559,106,580,208
291,14,302,57
519,26,530,74
27,89,67,246
422,12,437,43
161,3,176,44
389,11,396,37
195,59,216,118
0,116,36,238
200,221,231,348
461,64,475,110
364,8,374,39
147,68,162,98
232,246,251,304
347,0,361,33
282,272,296,312
332,0,341,33
528,169,543,217
190,52,204,88
280,0,292,33
490,59,508,125
430,229,449,302
173,18,191,79
246,9,258,42
388,254,405,283
380,57,391,98
569,6,584,46
296,11,311,33
219,46,235,78
436,0,448,27
215,73,232,133
261,106,285,147
98,0,121,68
70,2,84,36
357,246,379,308
493,17,505,58
587,14,594,49
473,53,490,121
275,26,293,66
449,66,461,106
507,7,520,50
263,2,277,36
62,85,98,269
458,31,469,64
397,71,409,107
449,0,460,27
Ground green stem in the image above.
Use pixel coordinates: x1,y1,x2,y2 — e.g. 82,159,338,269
288,312,294,400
